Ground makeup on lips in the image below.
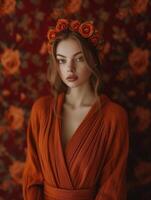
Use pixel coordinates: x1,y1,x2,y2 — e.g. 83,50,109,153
66,75,78,82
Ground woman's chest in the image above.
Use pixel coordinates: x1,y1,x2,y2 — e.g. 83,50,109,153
61,105,92,151
39,102,106,186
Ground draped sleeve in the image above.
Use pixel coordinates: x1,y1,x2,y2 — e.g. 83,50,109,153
95,103,129,200
22,99,44,200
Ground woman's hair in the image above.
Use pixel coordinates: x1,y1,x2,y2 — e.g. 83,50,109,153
47,29,103,117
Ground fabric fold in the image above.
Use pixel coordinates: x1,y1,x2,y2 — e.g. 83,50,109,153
44,183,97,200
22,93,129,200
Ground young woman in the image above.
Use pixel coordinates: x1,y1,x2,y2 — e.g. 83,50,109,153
22,18,129,200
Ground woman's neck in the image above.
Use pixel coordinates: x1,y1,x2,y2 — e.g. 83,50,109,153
65,83,97,108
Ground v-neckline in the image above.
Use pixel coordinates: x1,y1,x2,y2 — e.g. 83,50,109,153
57,92,99,155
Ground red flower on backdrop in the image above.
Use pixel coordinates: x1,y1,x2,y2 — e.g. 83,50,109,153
5,105,24,130
9,161,25,185
89,30,100,46
47,29,57,41
1,48,21,75
79,21,94,38
65,0,82,14
131,0,149,15
128,48,149,76
55,19,69,32
70,20,81,32
0,0,16,16
99,42,111,60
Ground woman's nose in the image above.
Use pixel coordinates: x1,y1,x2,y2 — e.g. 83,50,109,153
67,60,75,72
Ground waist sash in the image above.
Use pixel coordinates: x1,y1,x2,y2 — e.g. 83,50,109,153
44,183,97,200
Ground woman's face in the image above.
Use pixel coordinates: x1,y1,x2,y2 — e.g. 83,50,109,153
56,38,92,88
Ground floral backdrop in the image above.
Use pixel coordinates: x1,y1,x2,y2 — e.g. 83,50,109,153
0,0,151,199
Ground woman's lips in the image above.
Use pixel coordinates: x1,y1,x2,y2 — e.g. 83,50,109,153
66,75,78,82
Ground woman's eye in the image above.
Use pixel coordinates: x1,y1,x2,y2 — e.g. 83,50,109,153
75,56,84,62
57,59,66,64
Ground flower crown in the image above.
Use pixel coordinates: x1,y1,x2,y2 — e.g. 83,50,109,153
47,18,104,53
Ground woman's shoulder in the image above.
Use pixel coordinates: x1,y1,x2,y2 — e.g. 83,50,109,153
31,95,54,115
33,95,53,106
102,94,128,122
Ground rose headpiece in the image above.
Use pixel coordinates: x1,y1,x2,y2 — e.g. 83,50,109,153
47,18,104,53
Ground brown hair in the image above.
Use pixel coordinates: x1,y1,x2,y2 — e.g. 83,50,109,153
47,29,104,117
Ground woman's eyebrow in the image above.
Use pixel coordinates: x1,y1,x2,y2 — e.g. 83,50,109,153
56,51,82,58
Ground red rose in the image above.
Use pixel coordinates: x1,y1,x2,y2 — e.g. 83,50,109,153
70,20,81,32
89,31,100,45
47,29,56,41
56,18,69,32
98,42,111,60
79,22,94,38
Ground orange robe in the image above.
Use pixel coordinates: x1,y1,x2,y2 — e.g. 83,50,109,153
22,92,129,200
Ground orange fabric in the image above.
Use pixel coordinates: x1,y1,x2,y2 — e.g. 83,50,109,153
44,184,97,200
22,92,129,200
